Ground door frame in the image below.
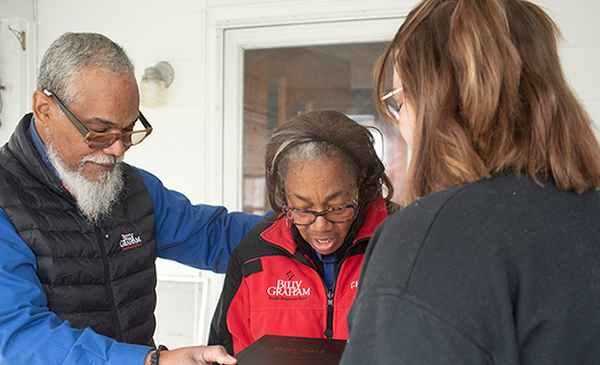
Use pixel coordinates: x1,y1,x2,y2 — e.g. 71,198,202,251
204,2,410,209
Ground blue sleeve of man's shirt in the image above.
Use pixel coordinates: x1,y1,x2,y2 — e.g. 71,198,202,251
134,167,263,273
0,208,153,365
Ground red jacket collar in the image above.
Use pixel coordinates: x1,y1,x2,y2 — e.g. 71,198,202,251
260,196,389,255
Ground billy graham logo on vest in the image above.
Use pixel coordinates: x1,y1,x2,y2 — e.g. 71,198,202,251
267,270,311,301
119,227,142,251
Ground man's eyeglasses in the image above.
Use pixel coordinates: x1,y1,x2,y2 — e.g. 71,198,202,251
43,90,153,149
381,87,403,121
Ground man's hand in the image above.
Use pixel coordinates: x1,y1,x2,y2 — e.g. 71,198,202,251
144,345,237,365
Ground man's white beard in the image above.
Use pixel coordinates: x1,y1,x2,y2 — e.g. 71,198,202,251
46,144,125,225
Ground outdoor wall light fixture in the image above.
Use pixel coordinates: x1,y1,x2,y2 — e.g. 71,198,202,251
140,61,174,108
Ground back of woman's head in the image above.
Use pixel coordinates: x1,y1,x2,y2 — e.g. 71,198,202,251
265,110,393,217
375,0,600,204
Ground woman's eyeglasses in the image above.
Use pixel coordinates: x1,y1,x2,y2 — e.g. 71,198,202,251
281,187,360,226
282,200,358,226
43,89,153,149
381,87,403,121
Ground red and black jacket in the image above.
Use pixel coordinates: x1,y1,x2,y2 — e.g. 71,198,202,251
208,197,393,355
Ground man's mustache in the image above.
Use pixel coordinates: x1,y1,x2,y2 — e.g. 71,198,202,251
81,153,125,165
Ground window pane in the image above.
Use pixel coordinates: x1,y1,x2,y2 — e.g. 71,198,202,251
243,43,406,215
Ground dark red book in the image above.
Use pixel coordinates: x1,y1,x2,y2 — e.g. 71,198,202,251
235,335,347,365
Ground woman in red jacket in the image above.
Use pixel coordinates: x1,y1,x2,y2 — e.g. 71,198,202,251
209,110,399,355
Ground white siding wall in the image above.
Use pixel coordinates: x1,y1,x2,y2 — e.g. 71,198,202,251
534,0,600,138
0,0,35,145
0,0,599,346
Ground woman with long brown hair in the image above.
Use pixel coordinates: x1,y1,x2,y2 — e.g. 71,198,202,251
341,0,600,363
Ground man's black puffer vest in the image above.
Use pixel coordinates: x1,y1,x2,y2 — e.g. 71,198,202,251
0,114,158,346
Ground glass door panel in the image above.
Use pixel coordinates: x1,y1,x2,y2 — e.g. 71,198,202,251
242,43,407,215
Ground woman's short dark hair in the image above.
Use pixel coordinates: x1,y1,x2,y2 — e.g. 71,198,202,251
265,110,394,218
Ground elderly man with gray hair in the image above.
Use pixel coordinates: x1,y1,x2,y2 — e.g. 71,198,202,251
0,32,260,364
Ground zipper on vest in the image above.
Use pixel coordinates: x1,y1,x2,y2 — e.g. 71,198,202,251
325,289,334,339
95,228,124,342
